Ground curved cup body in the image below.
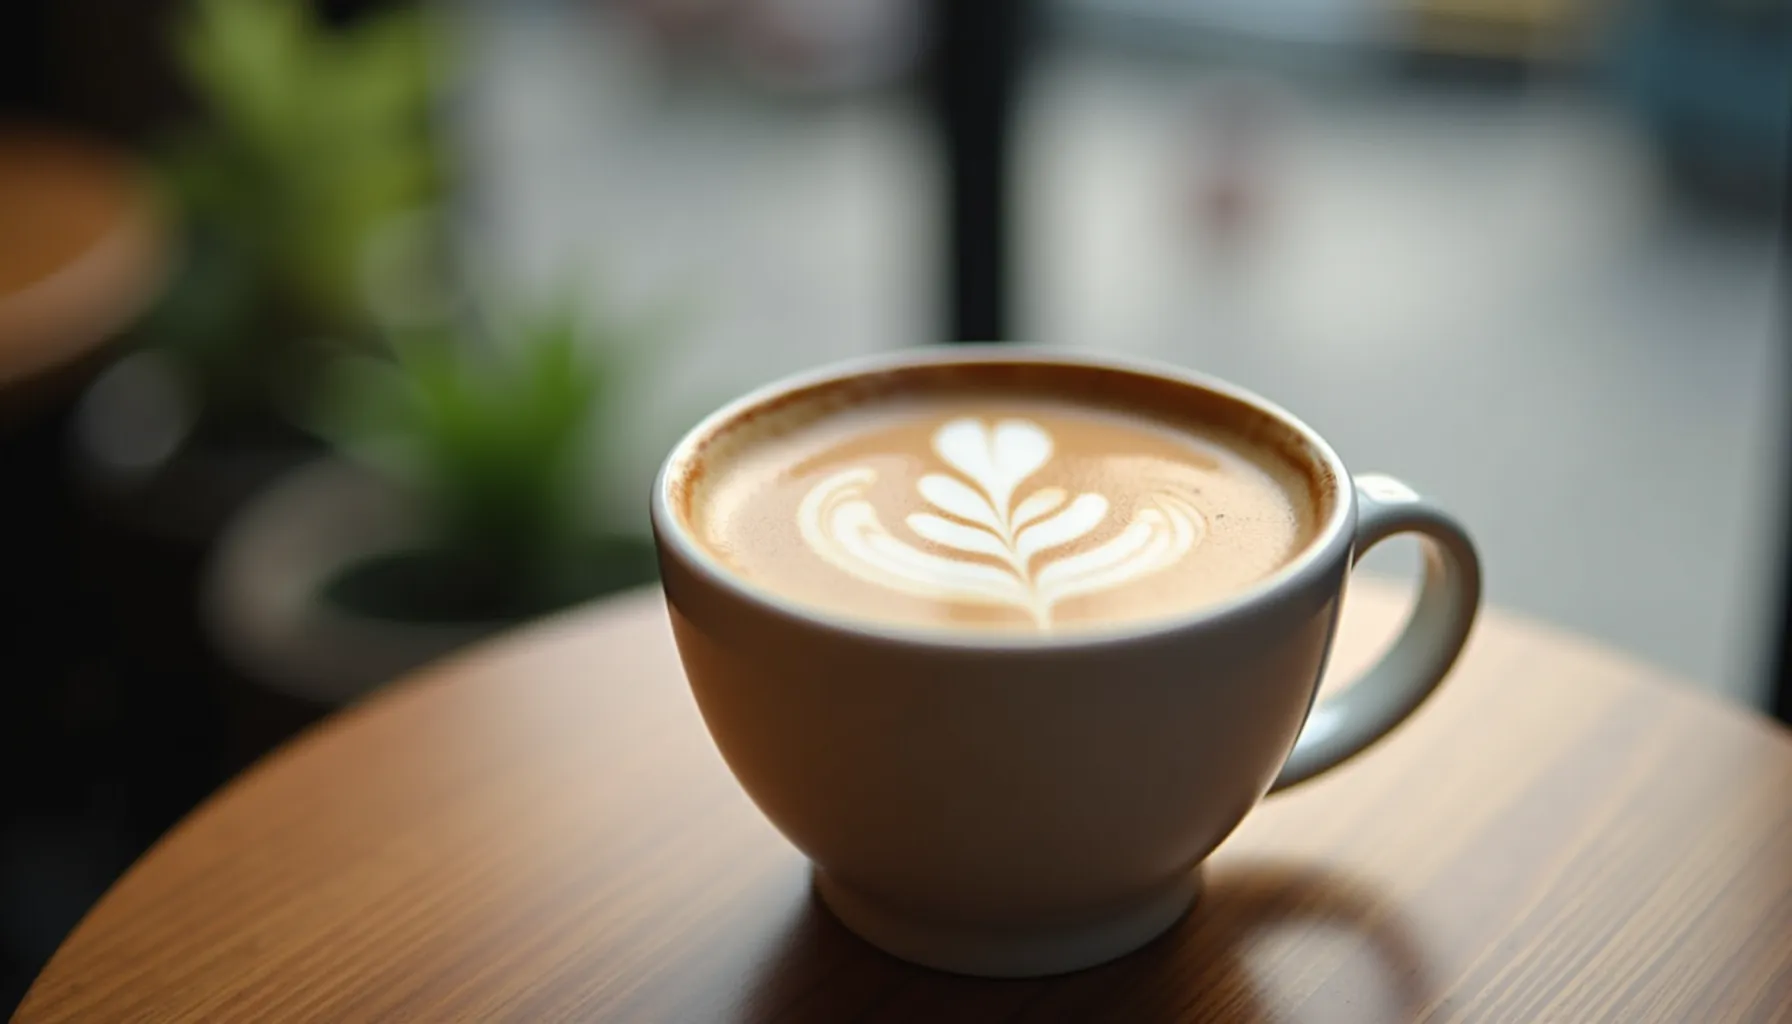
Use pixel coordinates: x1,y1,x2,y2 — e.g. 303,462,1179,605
651,348,1478,977
659,536,1350,975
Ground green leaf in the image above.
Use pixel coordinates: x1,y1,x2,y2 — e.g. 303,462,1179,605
165,0,445,348
310,289,668,584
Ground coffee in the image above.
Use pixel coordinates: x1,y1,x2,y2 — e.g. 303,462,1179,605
658,351,1479,976
677,368,1323,633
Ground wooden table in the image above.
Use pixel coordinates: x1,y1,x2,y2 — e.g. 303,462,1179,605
17,581,1792,1022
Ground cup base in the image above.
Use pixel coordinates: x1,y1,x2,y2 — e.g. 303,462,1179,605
812,866,1203,978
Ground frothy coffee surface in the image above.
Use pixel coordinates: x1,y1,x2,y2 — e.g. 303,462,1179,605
682,383,1321,634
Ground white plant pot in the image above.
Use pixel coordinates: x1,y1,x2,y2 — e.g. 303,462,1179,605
204,458,504,706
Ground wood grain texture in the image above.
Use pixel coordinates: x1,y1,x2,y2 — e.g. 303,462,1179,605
17,579,1792,1023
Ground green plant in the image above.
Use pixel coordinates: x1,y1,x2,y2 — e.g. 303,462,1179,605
315,297,661,615
156,0,443,388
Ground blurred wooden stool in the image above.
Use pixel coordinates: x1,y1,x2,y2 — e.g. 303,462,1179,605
0,125,165,419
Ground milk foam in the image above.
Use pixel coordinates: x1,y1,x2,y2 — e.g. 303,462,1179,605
686,391,1317,633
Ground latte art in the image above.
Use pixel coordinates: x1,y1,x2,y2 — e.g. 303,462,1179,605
798,418,1204,627
683,387,1318,633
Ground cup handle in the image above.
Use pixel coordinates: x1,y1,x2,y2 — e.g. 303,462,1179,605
1269,474,1482,792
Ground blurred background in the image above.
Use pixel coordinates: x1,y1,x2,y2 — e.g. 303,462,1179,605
1,0,1785,1009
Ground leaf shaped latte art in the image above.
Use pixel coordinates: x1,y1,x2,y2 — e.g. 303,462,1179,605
796,417,1207,628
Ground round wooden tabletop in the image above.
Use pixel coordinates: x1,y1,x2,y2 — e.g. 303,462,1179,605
17,580,1792,1023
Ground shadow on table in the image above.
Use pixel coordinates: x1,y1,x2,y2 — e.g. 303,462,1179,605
732,860,1435,1023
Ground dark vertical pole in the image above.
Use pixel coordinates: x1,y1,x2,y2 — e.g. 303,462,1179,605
926,0,1028,344
1771,125,1792,726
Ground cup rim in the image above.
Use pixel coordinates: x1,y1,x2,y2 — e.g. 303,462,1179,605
650,345,1357,652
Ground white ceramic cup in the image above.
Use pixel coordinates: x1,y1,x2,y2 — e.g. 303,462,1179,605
651,348,1480,978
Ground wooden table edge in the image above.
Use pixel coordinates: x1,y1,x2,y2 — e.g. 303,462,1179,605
21,579,1790,1018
